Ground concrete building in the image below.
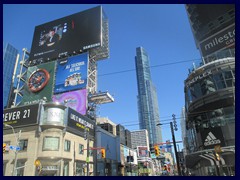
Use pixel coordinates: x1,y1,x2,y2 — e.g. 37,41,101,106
96,117,117,136
131,129,150,152
3,102,95,176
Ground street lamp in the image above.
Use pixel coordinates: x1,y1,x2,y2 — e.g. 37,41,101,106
4,124,21,176
156,122,182,176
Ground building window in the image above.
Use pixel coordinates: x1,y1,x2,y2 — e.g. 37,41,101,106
43,137,59,151
89,149,93,156
19,140,28,151
64,140,71,152
16,161,25,176
79,144,84,155
63,162,69,176
76,161,84,176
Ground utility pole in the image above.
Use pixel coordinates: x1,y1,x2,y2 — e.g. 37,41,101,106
12,130,21,176
170,121,181,176
4,124,21,176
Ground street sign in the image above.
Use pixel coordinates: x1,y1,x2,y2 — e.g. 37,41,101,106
160,145,171,148
9,145,21,151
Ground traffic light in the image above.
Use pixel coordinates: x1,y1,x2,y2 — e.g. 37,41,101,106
34,159,42,173
215,153,220,161
3,143,6,153
101,148,105,158
154,145,160,156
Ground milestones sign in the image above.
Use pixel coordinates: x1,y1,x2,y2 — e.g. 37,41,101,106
3,104,40,128
199,23,235,57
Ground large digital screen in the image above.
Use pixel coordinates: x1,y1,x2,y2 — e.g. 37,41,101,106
29,6,102,64
52,89,87,115
21,61,56,105
54,53,88,94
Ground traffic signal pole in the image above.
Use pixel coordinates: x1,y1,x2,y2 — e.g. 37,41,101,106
170,122,181,176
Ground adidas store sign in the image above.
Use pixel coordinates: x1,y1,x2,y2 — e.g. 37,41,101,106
204,132,221,146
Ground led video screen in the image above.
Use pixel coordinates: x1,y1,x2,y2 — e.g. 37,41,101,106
29,6,101,64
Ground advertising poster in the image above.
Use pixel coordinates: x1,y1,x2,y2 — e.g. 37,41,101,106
21,61,56,105
52,89,87,115
29,6,101,63
54,53,88,94
137,146,149,157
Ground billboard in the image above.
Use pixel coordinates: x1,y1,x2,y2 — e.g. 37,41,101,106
54,53,88,94
29,6,102,63
52,89,87,115
21,61,56,105
137,146,149,157
67,108,94,136
199,23,235,57
3,104,40,128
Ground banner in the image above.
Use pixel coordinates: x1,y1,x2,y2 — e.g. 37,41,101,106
3,104,40,128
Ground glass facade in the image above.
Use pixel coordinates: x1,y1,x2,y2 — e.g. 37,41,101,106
3,42,18,109
135,47,162,147
185,5,235,176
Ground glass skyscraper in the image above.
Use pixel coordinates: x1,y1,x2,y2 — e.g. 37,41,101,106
135,47,162,148
3,42,19,109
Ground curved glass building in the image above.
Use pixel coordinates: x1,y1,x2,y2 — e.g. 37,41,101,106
184,4,235,176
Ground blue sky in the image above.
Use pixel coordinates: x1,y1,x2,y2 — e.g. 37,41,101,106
3,4,202,149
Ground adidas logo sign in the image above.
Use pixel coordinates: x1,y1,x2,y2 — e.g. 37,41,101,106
204,132,221,146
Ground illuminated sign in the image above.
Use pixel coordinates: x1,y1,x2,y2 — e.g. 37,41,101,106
67,108,94,136
29,6,102,64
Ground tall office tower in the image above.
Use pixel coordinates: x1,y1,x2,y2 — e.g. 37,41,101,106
3,42,19,109
184,5,235,176
135,47,162,148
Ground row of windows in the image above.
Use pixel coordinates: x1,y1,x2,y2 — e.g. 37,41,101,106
186,106,235,153
187,106,235,130
4,138,93,156
186,69,235,105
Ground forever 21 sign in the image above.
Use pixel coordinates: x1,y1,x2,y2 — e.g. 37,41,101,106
3,104,40,128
